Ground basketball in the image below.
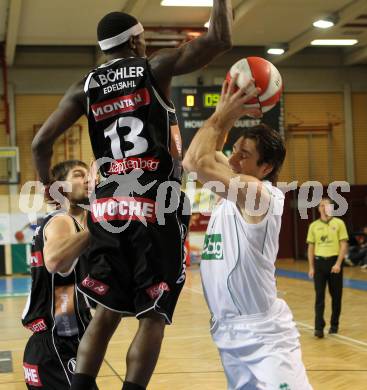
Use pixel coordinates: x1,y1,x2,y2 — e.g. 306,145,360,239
2,3,367,390
15,230,25,242
226,57,283,113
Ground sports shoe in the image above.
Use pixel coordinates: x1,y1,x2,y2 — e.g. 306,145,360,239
360,264,367,269
314,329,324,338
328,327,338,334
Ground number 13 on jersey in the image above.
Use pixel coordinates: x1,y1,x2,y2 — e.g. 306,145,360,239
104,116,148,159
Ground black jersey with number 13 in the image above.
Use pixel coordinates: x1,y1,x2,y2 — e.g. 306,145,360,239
84,57,182,183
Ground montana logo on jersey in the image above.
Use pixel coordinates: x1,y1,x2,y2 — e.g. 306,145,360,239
202,234,224,260
23,363,42,387
91,88,150,121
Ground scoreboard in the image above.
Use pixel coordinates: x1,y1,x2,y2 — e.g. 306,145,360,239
171,86,284,152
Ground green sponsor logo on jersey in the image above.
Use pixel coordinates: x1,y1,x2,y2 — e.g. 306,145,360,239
279,384,290,390
202,234,223,260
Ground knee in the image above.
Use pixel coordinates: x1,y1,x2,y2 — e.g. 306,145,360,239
139,314,165,340
91,305,122,335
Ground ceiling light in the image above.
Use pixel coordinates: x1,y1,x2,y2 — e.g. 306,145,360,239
311,39,358,46
161,0,213,6
267,48,285,55
313,20,335,29
266,44,287,56
313,14,339,29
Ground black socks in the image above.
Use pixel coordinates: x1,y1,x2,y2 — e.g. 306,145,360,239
70,373,97,390
122,381,146,390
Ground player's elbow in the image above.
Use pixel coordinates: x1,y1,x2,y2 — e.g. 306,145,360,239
207,26,233,52
182,155,195,173
183,154,213,175
43,246,65,273
31,133,50,156
31,137,42,154
183,154,202,173
44,255,62,274
207,33,232,52
218,37,232,52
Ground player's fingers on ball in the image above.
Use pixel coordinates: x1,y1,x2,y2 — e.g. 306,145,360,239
246,108,262,118
238,87,258,105
221,79,229,96
237,77,254,97
243,76,255,91
248,82,261,95
228,73,239,95
243,86,261,102
251,86,262,98
238,85,255,101
233,84,249,102
234,79,256,100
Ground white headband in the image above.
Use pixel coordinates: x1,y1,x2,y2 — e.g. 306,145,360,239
98,23,144,50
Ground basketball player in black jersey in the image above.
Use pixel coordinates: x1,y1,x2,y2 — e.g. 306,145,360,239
22,160,98,389
31,2,233,389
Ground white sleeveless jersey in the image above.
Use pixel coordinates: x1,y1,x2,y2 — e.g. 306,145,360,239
200,181,285,319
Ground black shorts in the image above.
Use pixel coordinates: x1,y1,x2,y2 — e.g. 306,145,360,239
23,331,97,389
78,180,190,324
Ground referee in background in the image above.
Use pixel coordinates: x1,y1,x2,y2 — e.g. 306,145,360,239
307,197,349,338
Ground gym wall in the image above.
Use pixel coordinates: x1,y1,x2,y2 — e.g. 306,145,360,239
6,91,361,189
352,93,367,184
15,95,93,187
281,93,345,184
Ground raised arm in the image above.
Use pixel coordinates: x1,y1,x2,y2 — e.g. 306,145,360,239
149,0,233,96
183,77,269,222
32,80,85,184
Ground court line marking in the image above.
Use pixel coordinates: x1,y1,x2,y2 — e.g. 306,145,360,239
0,294,28,298
276,268,367,291
184,286,204,295
153,370,225,375
102,358,123,383
107,330,212,348
0,374,125,386
6,286,367,355
307,369,367,372
296,321,367,350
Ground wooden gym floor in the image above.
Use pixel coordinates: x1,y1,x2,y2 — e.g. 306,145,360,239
0,259,366,389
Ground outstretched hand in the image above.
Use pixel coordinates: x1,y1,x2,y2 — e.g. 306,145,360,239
214,73,262,131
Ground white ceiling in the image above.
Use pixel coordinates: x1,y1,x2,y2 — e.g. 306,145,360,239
2,0,367,66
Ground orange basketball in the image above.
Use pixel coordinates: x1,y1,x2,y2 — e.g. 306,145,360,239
15,231,25,242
